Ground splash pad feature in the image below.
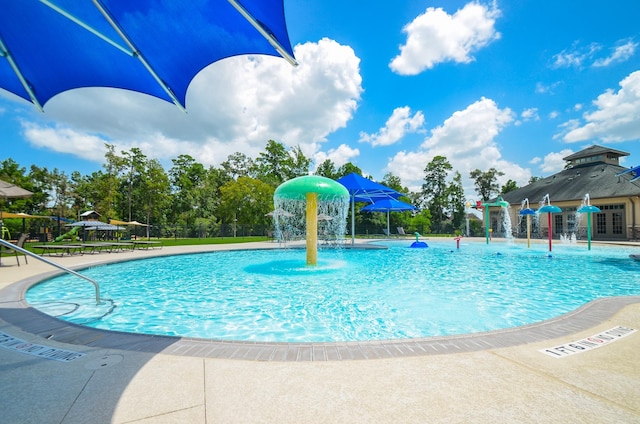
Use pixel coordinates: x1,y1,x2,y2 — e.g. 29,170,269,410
577,193,600,251
409,232,428,248
519,198,537,248
482,196,510,244
538,194,562,253
274,176,349,265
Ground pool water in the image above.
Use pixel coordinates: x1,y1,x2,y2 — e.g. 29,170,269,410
26,240,640,342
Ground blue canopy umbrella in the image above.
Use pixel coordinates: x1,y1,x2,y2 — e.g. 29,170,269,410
361,198,416,238
0,0,296,111
616,165,640,182
336,173,403,244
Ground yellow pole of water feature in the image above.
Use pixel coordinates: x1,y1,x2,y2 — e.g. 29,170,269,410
306,192,318,265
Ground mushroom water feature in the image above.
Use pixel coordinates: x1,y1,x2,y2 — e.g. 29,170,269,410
538,194,562,253
518,198,537,248
482,196,510,244
577,193,600,251
273,175,349,265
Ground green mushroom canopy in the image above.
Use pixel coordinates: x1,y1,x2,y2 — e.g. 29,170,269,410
274,175,349,201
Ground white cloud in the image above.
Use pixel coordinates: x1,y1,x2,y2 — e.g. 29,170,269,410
593,39,638,67
515,107,539,125
22,38,363,168
22,124,107,162
539,149,574,174
389,2,501,75
552,42,601,68
561,70,640,143
313,144,360,169
386,97,530,196
535,81,562,94
552,38,636,69
521,108,539,121
359,106,424,146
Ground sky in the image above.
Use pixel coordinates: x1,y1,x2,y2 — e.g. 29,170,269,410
1,0,639,199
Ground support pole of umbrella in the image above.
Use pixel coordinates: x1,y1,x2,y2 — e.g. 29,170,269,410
577,195,600,250
351,196,355,245
482,196,509,244
538,194,561,253
519,199,536,249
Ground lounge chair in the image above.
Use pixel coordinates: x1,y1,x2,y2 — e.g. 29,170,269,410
397,227,407,236
382,228,391,237
0,233,29,266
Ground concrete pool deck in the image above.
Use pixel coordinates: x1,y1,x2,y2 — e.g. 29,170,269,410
0,240,639,423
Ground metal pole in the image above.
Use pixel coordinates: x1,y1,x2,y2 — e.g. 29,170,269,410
547,212,553,252
0,239,101,304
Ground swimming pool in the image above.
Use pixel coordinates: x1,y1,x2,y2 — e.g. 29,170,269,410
25,240,640,342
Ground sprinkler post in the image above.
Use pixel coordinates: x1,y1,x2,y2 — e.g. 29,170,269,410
538,194,561,253
518,199,536,249
577,194,600,251
306,192,318,265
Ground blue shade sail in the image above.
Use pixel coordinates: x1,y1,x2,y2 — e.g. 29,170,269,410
0,0,296,110
336,173,402,202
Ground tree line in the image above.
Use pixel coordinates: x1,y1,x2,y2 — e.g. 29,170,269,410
0,140,527,238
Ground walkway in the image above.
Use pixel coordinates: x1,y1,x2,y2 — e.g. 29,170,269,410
0,240,638,423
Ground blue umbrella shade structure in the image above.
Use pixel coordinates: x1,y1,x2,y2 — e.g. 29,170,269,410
0,0,296,111
336,173,402,202
336,173,403,244
616,165,640,182
361,198,416,237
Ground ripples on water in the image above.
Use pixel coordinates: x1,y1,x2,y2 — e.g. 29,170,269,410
26,241,640,342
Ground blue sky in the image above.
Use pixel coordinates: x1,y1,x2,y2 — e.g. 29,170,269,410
1,0,639,198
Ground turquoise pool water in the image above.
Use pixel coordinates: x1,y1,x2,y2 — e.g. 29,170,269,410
26,240,640,342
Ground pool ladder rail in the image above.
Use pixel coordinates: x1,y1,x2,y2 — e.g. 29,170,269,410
0,238,101,305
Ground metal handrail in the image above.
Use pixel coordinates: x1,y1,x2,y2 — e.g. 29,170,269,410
0,239,101,304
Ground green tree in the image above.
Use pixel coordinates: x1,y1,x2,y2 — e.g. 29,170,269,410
121,147,147,222
315,159,337,179
252,140,311,186
382,172,406,194
169,154,206,226
469,167,504,201
251,140,291,186
218,176,274,236
448,171,466,233
139,158,171,235
500,179,518,195
288,145,312,178
0,159,45,214
421,155,452,232
221,152,254,180
336,162,362,178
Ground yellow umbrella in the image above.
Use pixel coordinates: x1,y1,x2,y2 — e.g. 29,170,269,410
108,219,130,226
1,212,40,219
